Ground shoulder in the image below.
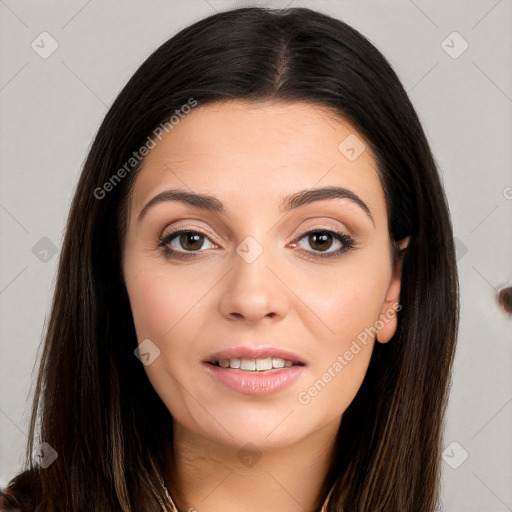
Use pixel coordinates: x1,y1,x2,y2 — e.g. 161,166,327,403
0,469,41,512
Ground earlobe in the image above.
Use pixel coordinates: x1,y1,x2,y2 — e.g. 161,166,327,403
376,237,410,344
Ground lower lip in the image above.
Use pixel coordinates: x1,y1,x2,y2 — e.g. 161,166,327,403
203,362,305,396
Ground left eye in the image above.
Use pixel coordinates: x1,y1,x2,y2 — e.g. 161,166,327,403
295,230,346,253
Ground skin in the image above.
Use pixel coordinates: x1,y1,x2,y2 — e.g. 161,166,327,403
122,100,408,512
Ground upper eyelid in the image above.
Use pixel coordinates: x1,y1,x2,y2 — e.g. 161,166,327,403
161,226,221,246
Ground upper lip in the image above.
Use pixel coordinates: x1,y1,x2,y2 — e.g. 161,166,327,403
206,346,306,365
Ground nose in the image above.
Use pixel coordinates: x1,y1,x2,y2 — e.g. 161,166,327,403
218,242,290,324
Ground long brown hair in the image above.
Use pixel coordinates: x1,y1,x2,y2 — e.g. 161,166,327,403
6,7,458,511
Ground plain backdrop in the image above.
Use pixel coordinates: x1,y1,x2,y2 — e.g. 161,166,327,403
1,1,511,511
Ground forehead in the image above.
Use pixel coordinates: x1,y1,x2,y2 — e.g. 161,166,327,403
128,100,386,222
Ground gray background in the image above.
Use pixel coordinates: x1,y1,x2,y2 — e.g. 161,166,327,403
1,1,511,510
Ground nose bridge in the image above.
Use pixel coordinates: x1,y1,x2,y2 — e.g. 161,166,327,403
218,235,289,322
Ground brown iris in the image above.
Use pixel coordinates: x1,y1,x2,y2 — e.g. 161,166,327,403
179,232,204,251
308,232,334,252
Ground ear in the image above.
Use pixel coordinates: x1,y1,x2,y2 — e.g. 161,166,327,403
376,237,410,344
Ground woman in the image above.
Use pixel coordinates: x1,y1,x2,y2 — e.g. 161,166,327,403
1,6,459,511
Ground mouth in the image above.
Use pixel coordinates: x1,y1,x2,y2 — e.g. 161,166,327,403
203,348,306,395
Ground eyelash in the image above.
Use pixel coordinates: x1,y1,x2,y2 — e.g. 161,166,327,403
157,227,355,261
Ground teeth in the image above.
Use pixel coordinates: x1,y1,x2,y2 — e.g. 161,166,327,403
273,357,285,368
240,358,256,371
216,357,296,371
256,357,272,371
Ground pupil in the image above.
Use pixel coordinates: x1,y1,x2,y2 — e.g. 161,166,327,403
180,233,203,251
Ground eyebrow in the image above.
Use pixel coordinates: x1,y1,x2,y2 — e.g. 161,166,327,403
137,186,374,225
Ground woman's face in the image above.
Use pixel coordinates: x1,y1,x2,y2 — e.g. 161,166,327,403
122,100,404,452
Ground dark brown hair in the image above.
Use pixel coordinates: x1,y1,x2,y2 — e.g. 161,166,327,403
5,6,458,511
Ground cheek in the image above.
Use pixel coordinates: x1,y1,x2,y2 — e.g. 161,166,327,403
124,260,208,343
124,267,204,403
294,259,389,347
124,272,170,340
292,260,388,411
295,273,383,411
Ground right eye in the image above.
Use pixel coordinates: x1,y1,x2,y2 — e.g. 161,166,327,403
158,229,218,259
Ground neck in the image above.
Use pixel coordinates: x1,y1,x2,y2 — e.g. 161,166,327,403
165,418,340,512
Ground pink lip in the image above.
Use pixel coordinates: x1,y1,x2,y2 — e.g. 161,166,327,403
203,345,307,395
206,346,306,365
203,362,305,396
